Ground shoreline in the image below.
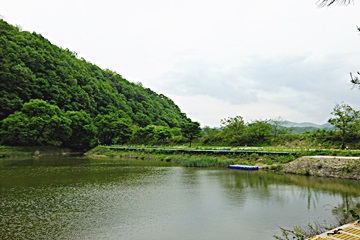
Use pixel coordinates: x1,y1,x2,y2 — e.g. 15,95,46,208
282,155,360,180
2,145,360,180
86,146,360,180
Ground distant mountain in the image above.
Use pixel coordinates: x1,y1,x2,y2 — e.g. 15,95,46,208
281,121,333,129
278,121,334,133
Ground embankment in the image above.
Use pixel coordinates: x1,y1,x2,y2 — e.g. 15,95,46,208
282,156,360,180
0,146,82,158
88,147,360,180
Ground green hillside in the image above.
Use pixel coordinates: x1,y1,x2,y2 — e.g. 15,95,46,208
0,20,192,149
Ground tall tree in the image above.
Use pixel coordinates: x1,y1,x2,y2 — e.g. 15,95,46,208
328,103,359,149
270,117,288,138
246,120,273,145
220,116,246,144
181,121,201,147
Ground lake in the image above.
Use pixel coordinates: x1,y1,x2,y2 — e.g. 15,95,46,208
1,156,360,240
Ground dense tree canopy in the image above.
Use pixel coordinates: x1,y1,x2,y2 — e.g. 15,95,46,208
0,19,189,126
95,113,132,145
0,19,192,149
0,99,72,146
181,121,202,147
62,111,97,150
220,116,246,144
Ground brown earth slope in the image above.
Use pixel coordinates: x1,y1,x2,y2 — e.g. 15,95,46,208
282,156,360,180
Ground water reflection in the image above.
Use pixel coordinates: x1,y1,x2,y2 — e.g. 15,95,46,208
218,170,360,211
1,156,360,240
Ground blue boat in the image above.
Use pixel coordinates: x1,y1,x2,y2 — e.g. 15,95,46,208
228,165,259,171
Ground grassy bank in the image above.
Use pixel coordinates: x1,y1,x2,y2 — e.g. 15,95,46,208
0,146,81,158
86,146,360,178
4,144,360,176
86,145,297,168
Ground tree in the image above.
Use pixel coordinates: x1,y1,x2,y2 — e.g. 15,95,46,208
269,117,287,138
181,121,201,147
154,126,172,144
0,91,23,120
132,125,156,144
0,112,32,145
0,99,71,146
202,126,222,144
246,120,273,145
328,103,360,149
95,113,132,145
63,111,98,150
269,116,291,144
220,116,246,144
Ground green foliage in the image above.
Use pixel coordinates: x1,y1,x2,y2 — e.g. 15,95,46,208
3,19,360,150
0,99,71,146
332,199,360,223
0,19,191,148
202,126,223,144
273,226,307,240
249,153,259,161
275,196,360,240
132,125,156,144
270,154,296,164
63,111,97,150
245,120,273,145
154,126,172,144
328,103,360,149
220,116,246,144
181,121,202,147
200,113,360,150
174,156,234,168
273,221,335,240
95,113,132,145
130,125,173,145
270,117,289,137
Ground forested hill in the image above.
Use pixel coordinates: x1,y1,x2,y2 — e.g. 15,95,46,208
0,19,192,149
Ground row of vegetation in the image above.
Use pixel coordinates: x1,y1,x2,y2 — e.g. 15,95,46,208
87,145,298,169
202,102,360,150
1,19,360,154
1,94,359,153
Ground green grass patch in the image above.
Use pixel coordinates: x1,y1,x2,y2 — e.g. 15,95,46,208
86,145,360,170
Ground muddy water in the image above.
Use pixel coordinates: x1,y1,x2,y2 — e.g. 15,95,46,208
1,156,359,239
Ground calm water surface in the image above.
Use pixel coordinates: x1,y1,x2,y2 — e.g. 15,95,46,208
1,156,360,240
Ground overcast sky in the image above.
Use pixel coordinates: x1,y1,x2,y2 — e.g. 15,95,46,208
2,0,360,127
